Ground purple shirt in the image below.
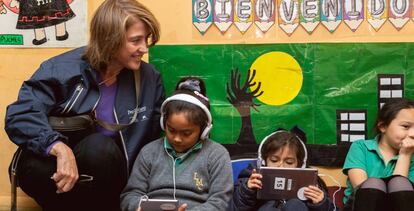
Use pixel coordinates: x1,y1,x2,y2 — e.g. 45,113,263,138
95,82,118,137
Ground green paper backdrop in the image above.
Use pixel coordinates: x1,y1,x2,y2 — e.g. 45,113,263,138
150,43,414,165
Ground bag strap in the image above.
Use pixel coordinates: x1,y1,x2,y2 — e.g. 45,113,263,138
95,69,141,132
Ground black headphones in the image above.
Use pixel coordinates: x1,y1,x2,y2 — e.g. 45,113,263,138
257,127,308,168
160,93,213,140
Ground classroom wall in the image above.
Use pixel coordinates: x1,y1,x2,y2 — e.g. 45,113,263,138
1,0,413,210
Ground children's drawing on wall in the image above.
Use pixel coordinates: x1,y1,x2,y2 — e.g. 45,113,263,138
226,52,303,156
17,0,75,45
0,0,86,47
150,43,414,167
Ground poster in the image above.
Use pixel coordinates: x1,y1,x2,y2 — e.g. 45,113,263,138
150,43,414,166
0,0,87,48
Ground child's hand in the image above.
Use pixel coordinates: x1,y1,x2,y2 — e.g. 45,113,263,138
247,169,262,190
399,137,414,156
178,203,188,211
304,185,324,204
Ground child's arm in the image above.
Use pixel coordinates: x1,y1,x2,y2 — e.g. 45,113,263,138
305,181,335,211
305,186,334,211
228,168,263,211
247,169,262,189
190,147,233,211
343,140,369,188
348,168,368,188
120,150,151,211
304,185,324,204
393,137,414,177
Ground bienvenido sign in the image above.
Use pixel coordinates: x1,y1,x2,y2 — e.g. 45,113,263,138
192,0,413,35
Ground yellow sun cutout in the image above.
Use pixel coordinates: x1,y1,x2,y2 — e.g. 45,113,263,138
250,52,303,106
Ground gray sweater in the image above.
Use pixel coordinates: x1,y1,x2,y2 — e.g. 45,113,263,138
120,137,233,211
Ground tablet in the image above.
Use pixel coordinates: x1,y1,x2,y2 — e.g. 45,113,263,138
257,167,318,200
140,198,179,211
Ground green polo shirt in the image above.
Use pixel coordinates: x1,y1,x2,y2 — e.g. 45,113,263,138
342,138,414,203
163,138,203,173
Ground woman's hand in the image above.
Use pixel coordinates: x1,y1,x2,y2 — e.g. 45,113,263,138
49,142,79,193
247,169,262,190
304,185,324,204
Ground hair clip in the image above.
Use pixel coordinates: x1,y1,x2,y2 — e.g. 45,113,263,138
178,79,201,93
193,91,209,102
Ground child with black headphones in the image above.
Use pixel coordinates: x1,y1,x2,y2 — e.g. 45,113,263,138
228,127,334,211
120,77,233,211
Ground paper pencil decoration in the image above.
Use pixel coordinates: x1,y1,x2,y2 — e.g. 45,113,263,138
300,0,321,34
320,0,342,32
388,0,411,30
254,0,276,32
234,0,254,33
214,0,234,34
343,0,364,31
367,0,388,31
278,0,300,35
193,0,214,34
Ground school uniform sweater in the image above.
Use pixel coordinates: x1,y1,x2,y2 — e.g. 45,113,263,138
120,137,233,211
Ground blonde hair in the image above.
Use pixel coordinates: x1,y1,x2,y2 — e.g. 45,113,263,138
83,0,160,72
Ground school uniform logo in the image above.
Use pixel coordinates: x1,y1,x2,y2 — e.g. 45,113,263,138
193,172,204,191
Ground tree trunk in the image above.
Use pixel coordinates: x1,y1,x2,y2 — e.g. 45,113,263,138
236,114,257,145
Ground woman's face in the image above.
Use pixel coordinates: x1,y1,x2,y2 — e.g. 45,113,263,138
112,19,148,71
165,113,201,153
265,146,299,168
379,108,414,151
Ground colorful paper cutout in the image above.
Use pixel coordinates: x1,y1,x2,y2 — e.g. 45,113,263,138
254,0,276,32
278,0,300,35
343,0,364,31
234,0,254,33
388,0,411,30
300,0,320,34
214,0,234,34
367,0,388,31
320,0,342,32
193,0,214,34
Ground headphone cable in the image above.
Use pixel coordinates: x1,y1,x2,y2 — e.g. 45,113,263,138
318,173,342,211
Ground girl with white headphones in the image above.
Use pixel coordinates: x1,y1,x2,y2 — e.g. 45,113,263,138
229,127,334,211
121,77,233,211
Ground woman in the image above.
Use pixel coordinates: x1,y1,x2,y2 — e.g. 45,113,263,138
5,0,164,210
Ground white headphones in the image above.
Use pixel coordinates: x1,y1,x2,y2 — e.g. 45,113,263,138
160,93,213,140
257,130,308,168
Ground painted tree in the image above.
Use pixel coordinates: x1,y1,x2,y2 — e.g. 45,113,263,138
226,68,263,145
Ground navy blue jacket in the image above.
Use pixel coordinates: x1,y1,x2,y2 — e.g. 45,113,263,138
228,164,335,211
5,47,165,170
